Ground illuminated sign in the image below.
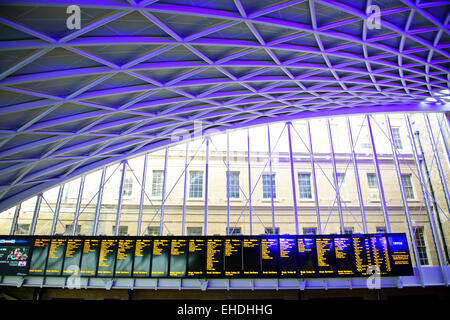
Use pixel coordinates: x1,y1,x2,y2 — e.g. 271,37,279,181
0,234,414,279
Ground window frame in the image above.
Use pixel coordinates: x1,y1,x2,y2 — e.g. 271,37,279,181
297,172,313,200
261,172,276,200
188,170,204,200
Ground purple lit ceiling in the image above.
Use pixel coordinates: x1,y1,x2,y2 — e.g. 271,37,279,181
0,0,449,210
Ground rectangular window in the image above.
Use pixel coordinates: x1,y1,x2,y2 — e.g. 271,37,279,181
187,227,202,236
16,224,29,235
64,224,81,235
367,173,378,188
151,170,164,197
189,171,203,198
227,227,241,235
298,173,312,199
227,171,240,199
401,174,415,199
113,225,128,236
146,226,159,236
392,127,403,150
367,173,379,200
344,227,354,235
414,226,429,265
264,227,280,235
262,173,276,199
303,227,317,235
361,131,371,149
122,177,133,197
376,226,386,233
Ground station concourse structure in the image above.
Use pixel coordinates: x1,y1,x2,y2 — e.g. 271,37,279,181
0,0,449,300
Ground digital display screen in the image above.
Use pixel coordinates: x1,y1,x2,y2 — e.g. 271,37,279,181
387,234,414,276
45,238,66,276
242,237,260,277
370,234,391,275
133,239,152,277
352,235,373,276
169,238,187,277
115,239,135,277
224,238,242,277
334,236,355,276
279,236,299,276
0,234,414,279
261,237,279,276
298,237,317,277
0,237,32,276
63,238,83,276
315,237,335,276
97,239,118,277
29,238,51,275
151,238,170,277
206,238,224,277
80,239,100,276
187,238,205,277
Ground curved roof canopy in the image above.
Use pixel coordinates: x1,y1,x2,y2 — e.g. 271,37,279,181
0,0,449,210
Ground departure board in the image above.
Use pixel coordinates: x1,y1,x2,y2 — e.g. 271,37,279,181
279,236,299,276
187,238,206,277
261,237,279,276
242,237,260,276
297,237,317,277
0,234,415,279
169,238,188,277
370,234,391,275
151,238,170,277
80,238,100,276
224,238,242,277
334,236,355,276
115,239,135,277
29,238,51,275
387,234,414,276
45,238,66,276
133,239,152,277
0,237,32,276
316,237,335,276
97,239,118,277
206,238,224,277
352,235,373,276
63,238,83,276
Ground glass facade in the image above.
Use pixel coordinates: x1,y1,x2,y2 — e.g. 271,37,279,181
0,112,449,270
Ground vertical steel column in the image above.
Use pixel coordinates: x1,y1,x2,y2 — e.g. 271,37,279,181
247,129,253,235
226,133,231,235
327,119,345,234
29,194,42,235
137,154,148,236
386,115,423,283
267,125,276,234
72,176,85,235
182,143,189,236
405,114,447,282
9,203,21,235
114,161,127,236
159,148,169,236
204,138,209,236
307,121,321,234
346,117,368,233
424,114,450,212
50,185,64,235
92,167,106,236
367,115,391,233
287,122,299,235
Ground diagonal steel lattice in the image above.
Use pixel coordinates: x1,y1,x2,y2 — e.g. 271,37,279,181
0,0,449,211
